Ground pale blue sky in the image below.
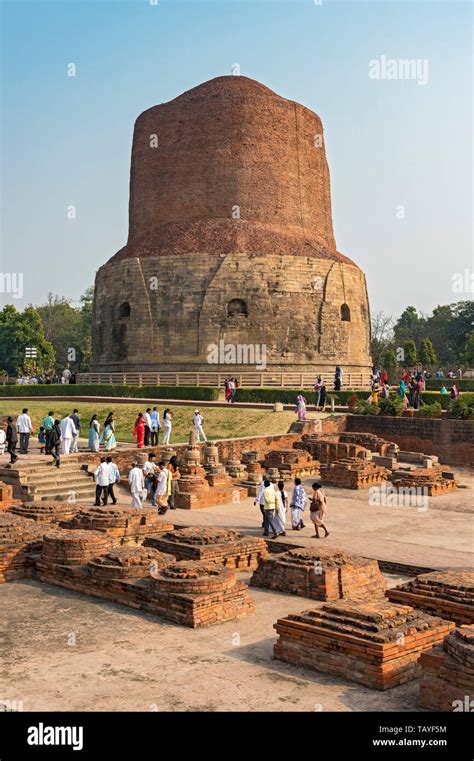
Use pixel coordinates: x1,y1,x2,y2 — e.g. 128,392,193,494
1,0,472,317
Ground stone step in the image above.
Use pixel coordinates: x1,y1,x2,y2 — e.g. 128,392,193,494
15,470,93,485
29,485,97,501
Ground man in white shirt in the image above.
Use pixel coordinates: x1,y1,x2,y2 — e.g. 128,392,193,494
106,456,120,505
143,453,157,506
155,461,170,514
193,410,207,443
16,408,34,454
60,414,78,455
94,457,110,506
254,476,267,529
128,461,145,508
150,407,160,446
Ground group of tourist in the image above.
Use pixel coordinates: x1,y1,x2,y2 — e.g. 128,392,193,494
126,454,180,513
3,407,83,467
368,367,461,409
254,477,329,540
224,378,239,403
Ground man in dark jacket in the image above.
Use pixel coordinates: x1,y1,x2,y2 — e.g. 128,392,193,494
48,420,62,468
6,417,18,464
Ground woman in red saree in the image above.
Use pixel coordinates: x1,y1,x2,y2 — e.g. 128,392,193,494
133,412,145,448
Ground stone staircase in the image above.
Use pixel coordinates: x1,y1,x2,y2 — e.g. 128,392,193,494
0,457,96,503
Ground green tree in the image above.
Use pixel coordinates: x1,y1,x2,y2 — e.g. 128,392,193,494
381,348,397,383
463,332,474,366
0,305,55,375
419,337,437,367
36,288,94,372
402,340,417,368
394,306,424,347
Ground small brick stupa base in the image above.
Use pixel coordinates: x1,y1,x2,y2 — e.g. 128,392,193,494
387,571,474,626
41,529,113,566
150,559,255,627
250,547,386,601
144,526,267,570
321,458,389,489
8,500,79,524
62,505,173,543
175,431,246,509
0,482,22,511
0,513,44,582
391,466,456,496
419,625,474,711
35,542,176,610
273,600,454,690
263,449,320,480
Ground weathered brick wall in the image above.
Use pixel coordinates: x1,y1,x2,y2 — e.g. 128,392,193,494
347,415,474,466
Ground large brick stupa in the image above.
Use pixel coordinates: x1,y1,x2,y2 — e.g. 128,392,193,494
91,75,372,374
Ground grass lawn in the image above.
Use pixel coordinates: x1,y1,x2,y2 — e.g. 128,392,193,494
0,401,312,444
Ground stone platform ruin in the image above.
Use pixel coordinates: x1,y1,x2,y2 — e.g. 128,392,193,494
419,625,474,711
387,570,474,626
31,529,255,628
262,449,320,480
150,559,255,627
0,482,22,511
250,547,386,601
390,466,457,497
0,513,44,583
320,458,389,489
273,600,454,690
144,526,267,570
62,505,173,543
7,500,79,524
175,432,247,509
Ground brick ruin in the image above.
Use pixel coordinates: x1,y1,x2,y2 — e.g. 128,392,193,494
150,559,255,627
0,482,22,511
262,449,320,480
273,600,454,690
250,547,386,601
387,570,474,626
419,625,474,712
0,513,43,583
236,451,262,497
321,458,389,489
390,466,457,496
7,500,80,524
175,432,247,509
144,526,267,570
62,504,173,543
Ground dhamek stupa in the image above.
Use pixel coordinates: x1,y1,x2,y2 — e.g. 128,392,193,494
91,76,372,375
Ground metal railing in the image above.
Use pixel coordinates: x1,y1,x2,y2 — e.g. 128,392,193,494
75,371,371,389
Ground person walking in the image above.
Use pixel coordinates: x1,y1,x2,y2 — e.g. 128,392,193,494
318,383,327,412
48,419,62,468
16,408,33,454
88,414,100,452
274,480,288,536
101,413,117,451
309,481,329,538
128,461,145,508
106,456,120,505
314,376,323,407
94,457,110,506
71,409,82,453
193,410,207,443
167,455,180,510
150,407,160,446
42,410,55,454
295,394,307,421
334,366,343,391
60,414,78,455
143,453,157,507
133,413,145,448
155,461,171,514
162,409,172,445
6,417,18,464
143,408,152,447
262,479,278,539
254,476,267,528
290,478,307,530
